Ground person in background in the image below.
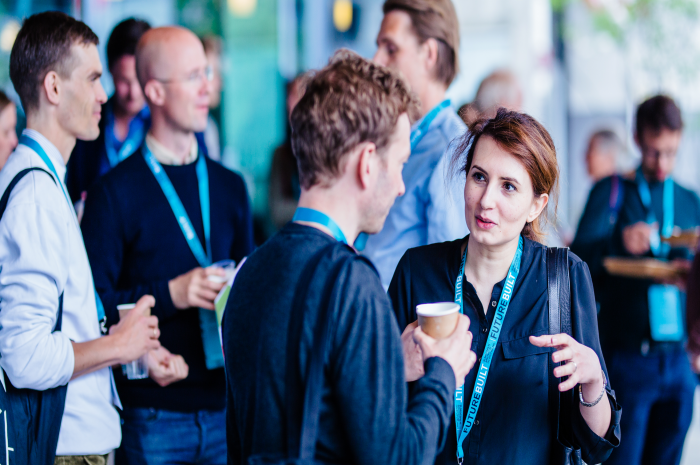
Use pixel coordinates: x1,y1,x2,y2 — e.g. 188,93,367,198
81,26,254,465
224,49,476,465
600,95,699,465
0,90,18,170
586,129,624,182
202,35,223,162
268,75,304,230
367,0,468,289
0,12,160,464
66,18,151,205
571,129,626,308
459,69,522,126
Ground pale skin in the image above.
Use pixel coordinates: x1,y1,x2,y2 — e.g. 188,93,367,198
296,113,477,386
22,42,162,379
136,28,226,313
463,135,611,438
110,54,146,140
374,10,447,118
0,102,18,170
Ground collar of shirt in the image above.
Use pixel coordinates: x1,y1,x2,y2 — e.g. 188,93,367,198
145,132,198,166
22,128,67,181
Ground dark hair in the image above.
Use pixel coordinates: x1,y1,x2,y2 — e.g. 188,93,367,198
452,108,559,242
10,11,98,113
0,90,12,114
106,18,151,69
383,0,460,86
291,49,419,189
635,95,683,141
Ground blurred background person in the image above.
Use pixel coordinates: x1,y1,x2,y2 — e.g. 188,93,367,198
81,26,254,465
459,69,522,126
686,244,700,378
586,129,625,182
268,74,304,230
571,128,626,308
600,95,700,465
0,90,18,170
202,34,223,162
66,18,151,205
366,0,468,289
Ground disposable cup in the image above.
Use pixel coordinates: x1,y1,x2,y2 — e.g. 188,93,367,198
416,302,460,340
117,303,150,380
207,260,237,283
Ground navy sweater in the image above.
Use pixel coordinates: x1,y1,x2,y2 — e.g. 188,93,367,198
81,148,254,411
224,223,456,465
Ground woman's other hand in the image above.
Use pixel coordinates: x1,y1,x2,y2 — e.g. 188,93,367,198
529,333,604,392
401,321,425,382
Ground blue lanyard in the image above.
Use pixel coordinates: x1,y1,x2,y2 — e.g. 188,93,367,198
143,147,212,267
453,235,523,462
636,168,674,257
104,105,149,168
18,134,107,332
410,99,451,151
292,207,348,244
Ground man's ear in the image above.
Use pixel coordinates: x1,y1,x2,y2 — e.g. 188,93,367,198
356,142,378,190
43,71,61,106
423,38,440,76
527,193,549,224
143,80,165,107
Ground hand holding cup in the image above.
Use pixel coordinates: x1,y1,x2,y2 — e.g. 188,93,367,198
109,295,160,365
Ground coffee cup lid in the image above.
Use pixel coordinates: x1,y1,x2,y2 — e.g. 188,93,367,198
416,302,460,317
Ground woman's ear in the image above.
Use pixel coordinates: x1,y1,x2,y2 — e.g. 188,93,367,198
527,193,549,224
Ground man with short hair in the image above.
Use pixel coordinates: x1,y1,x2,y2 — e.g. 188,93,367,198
66,18,151,204
224,50,476,464
600,95,700,465
366,0,468,289
0,11,160,464
81,26,254,465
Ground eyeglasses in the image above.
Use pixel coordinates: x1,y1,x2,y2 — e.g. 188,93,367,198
155,65,214,85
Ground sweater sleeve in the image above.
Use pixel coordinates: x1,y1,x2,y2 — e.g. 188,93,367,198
82,180,178,327
568,257,621,463
330,259,455,465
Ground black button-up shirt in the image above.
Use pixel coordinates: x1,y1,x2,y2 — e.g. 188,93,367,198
389,236,621,465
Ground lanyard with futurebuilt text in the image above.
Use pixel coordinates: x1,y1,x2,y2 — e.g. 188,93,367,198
453,235,523,463
354,100,452,251
293,207,348,244
18,134,108,334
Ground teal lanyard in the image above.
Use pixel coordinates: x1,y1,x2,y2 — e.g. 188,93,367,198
143,147,212,267
453,235,523,462
636,168,674,257
292,207,348,244
410,99,450,151
104,105,149,168
18,134,107,333
353,100,451,251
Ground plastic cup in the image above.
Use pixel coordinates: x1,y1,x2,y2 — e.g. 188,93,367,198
416,302,460,340
117,303,150,380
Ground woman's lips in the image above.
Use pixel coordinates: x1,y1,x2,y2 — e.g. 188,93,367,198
475,215,496,230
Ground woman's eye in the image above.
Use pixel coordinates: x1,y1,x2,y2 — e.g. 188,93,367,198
503,182,516,192
473,172,485,182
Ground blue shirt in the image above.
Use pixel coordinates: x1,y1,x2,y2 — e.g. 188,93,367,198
363,103,468,288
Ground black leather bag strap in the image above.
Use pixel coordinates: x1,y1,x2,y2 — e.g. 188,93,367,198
547,247,583,465
284,242,355,461
0,167,56,217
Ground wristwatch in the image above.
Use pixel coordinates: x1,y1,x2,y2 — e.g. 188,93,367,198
578,370,607,407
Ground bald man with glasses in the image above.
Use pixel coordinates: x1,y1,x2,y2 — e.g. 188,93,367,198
80,26,254,465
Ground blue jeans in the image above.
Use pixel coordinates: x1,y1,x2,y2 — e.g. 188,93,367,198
605,348,698,465
116,407,226,465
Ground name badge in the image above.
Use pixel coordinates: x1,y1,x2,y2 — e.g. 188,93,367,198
648,284,684,342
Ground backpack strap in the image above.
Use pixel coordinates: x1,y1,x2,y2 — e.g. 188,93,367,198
0,168,56,219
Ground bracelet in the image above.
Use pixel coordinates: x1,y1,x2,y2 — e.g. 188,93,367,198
578,370,607,407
